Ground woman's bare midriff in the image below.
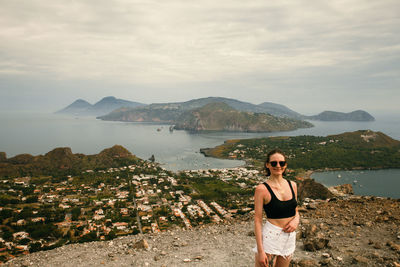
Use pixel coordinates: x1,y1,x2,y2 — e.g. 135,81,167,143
267,216,295,229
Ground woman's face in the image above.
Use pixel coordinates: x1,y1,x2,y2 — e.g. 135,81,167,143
266,153,286,176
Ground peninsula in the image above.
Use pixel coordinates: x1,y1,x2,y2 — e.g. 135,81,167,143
200,130,400,170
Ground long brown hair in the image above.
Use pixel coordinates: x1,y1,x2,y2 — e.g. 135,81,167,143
264,149,287,176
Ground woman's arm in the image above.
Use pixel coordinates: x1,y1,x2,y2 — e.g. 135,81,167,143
283,181,300,233
254,185,268,265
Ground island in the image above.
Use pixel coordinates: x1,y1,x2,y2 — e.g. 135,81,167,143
306,110,375,121
99,101,313,133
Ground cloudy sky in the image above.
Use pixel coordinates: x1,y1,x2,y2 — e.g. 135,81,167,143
0,0,399,115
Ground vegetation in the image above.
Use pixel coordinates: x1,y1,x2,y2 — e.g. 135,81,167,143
0,145,140,178
189,177,252,201
201,130,400,170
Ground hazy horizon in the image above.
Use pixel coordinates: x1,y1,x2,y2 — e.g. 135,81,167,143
1,1,399,115
1,95,398,118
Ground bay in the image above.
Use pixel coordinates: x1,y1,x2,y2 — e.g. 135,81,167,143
311,169,400,199
1,111,400,172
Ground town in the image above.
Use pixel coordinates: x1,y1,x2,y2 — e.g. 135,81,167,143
0,160,261,263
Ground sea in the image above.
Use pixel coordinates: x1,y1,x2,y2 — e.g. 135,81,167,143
1,111,399,198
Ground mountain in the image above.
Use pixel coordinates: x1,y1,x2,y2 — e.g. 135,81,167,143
56,96,145,116
98,97,304,123
173,102,313,132
0,145,139,178
89,96,145,116
55,99,92,115
143,97,299,116
307,110,375,121
66,96,375,122
257,102,303,119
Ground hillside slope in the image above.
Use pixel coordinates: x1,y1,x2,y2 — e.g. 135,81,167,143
173,102,313,132
0,145,139,178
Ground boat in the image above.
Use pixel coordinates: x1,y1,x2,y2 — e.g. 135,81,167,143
337,174,341,178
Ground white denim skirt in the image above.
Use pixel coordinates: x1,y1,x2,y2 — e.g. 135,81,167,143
253,221,296,258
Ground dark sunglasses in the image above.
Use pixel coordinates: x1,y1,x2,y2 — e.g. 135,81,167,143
269,161,286,167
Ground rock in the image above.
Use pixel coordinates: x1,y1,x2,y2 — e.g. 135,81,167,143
331,184,354,195
307,203,317,210
353,221,364,226
298,206,308,213
387,241,400,252
319,258,332,266
352,255,369,264
247,230,255,236
393,262,400,267
194,255,203,261
160,250,167,256
365,221,373,227
371,251,385,263
373,242,382,249
133,239,150,250
154,255,161,261
303,224,318,238
295,258,320,267
303,238,329,251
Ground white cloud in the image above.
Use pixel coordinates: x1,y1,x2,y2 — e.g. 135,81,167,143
0,0,399,112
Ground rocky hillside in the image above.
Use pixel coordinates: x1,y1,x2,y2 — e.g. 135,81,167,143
5,193,400,267
173,102,313,132
0,145,139,178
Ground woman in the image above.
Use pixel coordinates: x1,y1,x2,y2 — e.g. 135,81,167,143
253,149,300,267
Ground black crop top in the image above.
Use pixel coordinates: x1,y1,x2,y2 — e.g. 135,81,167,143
263,179,297,219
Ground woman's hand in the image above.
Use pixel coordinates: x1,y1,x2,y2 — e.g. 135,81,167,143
282,214,299,233
256,252,268,267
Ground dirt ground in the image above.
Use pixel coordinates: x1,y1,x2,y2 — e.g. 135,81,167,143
4,196,400,267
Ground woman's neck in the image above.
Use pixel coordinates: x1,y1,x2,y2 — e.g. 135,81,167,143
268,174,284,182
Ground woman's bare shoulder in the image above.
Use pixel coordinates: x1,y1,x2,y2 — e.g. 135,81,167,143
288,179,298,193
255,183,268,196
255,183,267,190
